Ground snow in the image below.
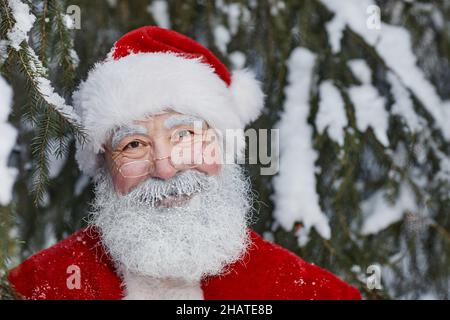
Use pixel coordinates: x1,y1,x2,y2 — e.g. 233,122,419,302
36,74,81,124
361,183,417,235
215,1,250,36
0,40,8,64
106,0,118,8
262,231,275,243
272,47,331,246
69,48,80,67
325,14,345,53
226,3,241,35
62,14,74,30
418,291,439,300
376,25,450,138
213,25,231,55
387,72,424,133
316,80,347,146
270,1,286,16
347,59,389,147
431,142,450,183
215,0,226,11
321,0,450,139
147,0,171,29
430,8,444,30
5,0,36,50
229,51,246,69
347,59,372,84
0,76,13,120
349,86,389,146
0,75,18,206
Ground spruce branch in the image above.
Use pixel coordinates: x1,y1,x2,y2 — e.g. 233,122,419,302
15,44,84,131
32,0,51,65
0,274,20,299
16,43,85,204
30,110,51,206
1,0,85,205
49,0,78,90
0,205,21,300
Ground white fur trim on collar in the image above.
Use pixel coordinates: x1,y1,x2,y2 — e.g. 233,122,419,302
73,52,264,176
122,271,204,300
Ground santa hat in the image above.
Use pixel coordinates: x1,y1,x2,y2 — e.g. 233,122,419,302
73,26,265,176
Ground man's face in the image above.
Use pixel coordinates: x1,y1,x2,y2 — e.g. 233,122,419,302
103,111,222,200
92,111,251,282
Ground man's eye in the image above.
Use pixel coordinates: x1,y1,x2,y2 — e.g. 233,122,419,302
125,141,141,149
177,130,193,139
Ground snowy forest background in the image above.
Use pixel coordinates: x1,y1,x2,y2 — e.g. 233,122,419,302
1,0,450,299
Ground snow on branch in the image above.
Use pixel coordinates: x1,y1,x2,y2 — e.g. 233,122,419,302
0,0,85,205
4,0,35,50
316,80,347,146
347,59,389,147
2,0,82,128
0,75,17,206
273,48,331,246
321,0,450,140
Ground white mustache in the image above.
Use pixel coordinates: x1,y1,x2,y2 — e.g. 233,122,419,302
123,170,211,207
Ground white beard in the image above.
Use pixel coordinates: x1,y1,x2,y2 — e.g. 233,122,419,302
89,164,253,284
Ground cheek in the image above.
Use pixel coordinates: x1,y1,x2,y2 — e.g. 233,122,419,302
197,140,222,175
196,162,222,176
112,174,150,195
108,161,149,195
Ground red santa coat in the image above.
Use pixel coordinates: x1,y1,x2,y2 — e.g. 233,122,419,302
8,228,361,300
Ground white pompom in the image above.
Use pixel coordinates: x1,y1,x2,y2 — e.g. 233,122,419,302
229,69,265,127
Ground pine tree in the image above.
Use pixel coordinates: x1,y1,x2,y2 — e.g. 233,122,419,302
0,0,449,299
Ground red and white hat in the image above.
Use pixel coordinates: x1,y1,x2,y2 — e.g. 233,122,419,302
73,26,265,176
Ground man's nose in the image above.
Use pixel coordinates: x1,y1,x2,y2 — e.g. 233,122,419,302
151,143,178,180
152,157,178,180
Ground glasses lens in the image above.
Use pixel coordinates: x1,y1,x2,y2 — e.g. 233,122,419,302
116,139,152,160
170,135,205,169
119,160,153,178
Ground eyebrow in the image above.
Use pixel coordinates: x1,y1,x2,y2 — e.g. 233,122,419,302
163,115,205,130
111,124,148,150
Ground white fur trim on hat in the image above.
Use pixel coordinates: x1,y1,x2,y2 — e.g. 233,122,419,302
73,52,264,176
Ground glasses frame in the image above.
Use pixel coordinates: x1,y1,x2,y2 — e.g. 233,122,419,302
103,129,216,179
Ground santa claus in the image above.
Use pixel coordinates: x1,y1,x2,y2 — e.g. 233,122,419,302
8,26,361,300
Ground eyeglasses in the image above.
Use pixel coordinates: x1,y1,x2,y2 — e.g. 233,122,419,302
104,128,218,179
